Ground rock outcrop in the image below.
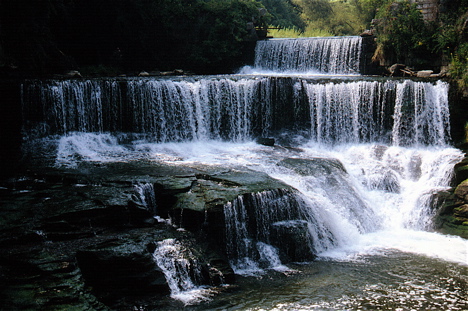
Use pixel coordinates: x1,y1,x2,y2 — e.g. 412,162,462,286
435,154,468,237
0,161,292,309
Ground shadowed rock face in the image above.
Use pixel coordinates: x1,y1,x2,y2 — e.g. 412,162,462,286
435,155,468,238
0,160,293,309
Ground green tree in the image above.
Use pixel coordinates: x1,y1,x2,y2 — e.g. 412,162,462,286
0,0,268,75
0,0,74,73
297,0,333,21
372,0,437,67
259,0,306,30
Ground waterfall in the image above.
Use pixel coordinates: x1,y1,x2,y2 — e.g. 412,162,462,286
253,36,362,74
22,78,450,147
302,79,451,146
223,155,391,275
223,189,319,275
18,34,466,296
152,239,212,305
134,183,157,215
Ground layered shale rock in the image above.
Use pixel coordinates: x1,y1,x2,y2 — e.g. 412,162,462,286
0,161,292,309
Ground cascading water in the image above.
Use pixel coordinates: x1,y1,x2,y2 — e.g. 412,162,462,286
152,239,213,305
19,34,467,309
248,36,362,74
134,183,157,215
223,189,317,275
21,76,464,262
301,79,450,145
22,77,450,146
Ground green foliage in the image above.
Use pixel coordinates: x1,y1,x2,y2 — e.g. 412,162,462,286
369,0,468,92
372,0,437,66
315,1,368,35
6,0,467,77
193,0,266,71
450,42,468,89
265,0,384,38
297,0,333,21
259,0,306,30
268,27,333,38
0,0,75,73
352,0,388,25
436,6,468,91
0,0,267,74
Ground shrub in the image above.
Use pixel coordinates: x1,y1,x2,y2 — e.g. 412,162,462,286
372,0,438,67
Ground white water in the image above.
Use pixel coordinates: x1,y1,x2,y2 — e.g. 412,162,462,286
55,136,467,269
152,238,214,305
24,78,451,147
21,34,467,305
134,182,157,214
253,36,362,74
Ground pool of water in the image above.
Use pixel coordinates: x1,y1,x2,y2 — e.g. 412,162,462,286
144,250,466,310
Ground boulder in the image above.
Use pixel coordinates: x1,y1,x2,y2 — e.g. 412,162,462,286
170,168,294,239
416,70,433,77
270,220,315,262
454,204,468,218
0,162,240,309
454,159,468,185
454,179,468,201
435,157,468,238
256,137,275,146
360,29,374,37
76,238,169,301
388,64,414,76
367,170,401,193
66,70,82,78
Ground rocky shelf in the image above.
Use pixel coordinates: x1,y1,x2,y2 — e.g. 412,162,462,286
435,152,468,238
0,160,294,309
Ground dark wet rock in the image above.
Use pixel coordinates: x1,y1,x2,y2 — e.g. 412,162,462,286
169,168,293,233
270,220,315,262
0,178,156,245
454,158,468,185
0,242,110,310
435,155,468,238
454,204,468,218
0,160,289,309
76,236,169,302
256,137,275,146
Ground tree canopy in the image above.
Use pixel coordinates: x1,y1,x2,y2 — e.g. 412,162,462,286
0,0,268,75
0,0,467,80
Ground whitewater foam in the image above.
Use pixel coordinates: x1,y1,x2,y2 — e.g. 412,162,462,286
55,134,466,268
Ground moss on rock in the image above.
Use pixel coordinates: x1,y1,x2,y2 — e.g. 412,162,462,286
436,153,468,238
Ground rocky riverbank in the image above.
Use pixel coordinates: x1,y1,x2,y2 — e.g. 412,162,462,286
0,158,298,309
436,149,468,238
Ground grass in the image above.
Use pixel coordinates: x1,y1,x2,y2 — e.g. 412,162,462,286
268,25,334,38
